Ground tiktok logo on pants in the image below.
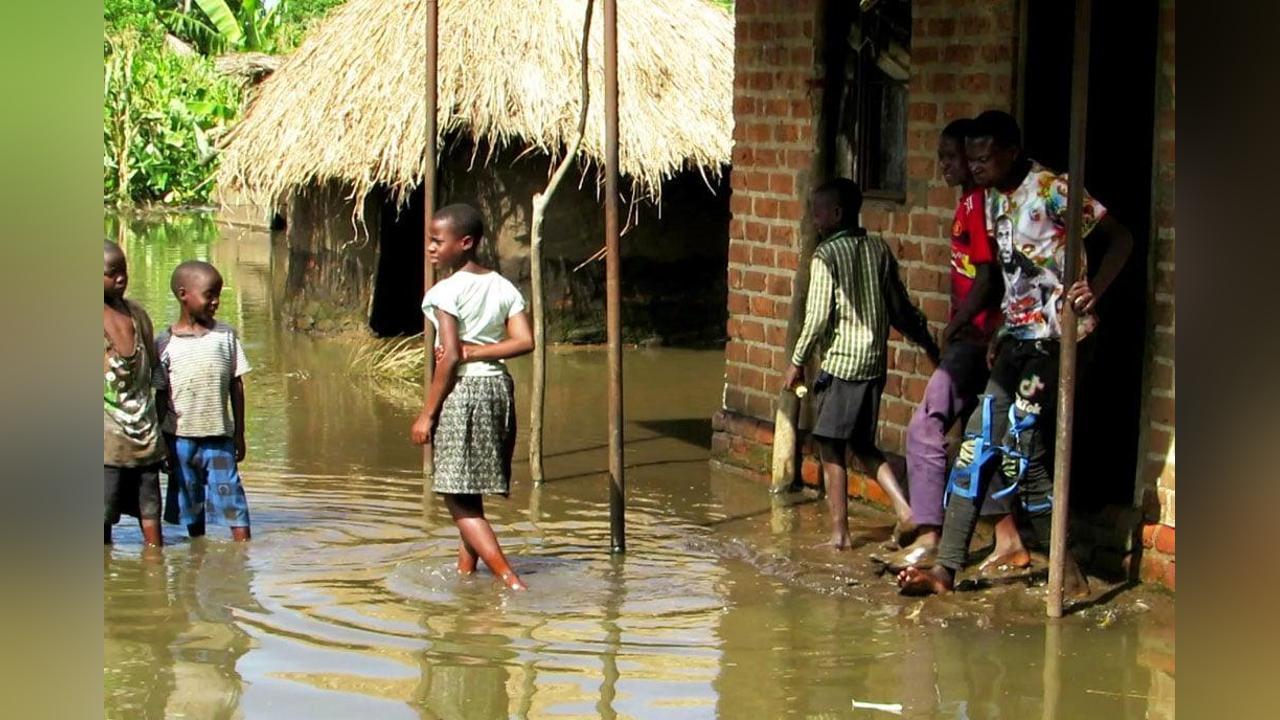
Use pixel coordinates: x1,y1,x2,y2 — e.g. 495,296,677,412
1016,374,1046,415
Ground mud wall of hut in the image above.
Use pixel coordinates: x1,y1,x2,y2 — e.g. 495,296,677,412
275,142,730,344
365,141,731,344
712,0,1175,589
278,180,382,333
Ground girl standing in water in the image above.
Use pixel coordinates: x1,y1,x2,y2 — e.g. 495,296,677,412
411,203,533,590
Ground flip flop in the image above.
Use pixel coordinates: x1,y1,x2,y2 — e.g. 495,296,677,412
879,543,937,572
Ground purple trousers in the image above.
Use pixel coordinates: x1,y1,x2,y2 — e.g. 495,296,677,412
905,341,1007,526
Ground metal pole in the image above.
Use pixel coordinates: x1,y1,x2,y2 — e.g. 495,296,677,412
1047,0,1091,618
604,0,625,553
423,0,439,477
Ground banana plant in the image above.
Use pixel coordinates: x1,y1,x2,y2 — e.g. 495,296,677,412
163,0,285,54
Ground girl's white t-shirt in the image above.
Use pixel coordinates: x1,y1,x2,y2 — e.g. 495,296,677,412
421,269,526,377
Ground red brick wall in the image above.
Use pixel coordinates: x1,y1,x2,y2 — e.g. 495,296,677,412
861,0,1019,453
715,0,1019,484
721,0,818,427
715,0,1175,591
1137,0,1176,590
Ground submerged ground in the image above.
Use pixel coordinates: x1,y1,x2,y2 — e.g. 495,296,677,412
104,214,1174,719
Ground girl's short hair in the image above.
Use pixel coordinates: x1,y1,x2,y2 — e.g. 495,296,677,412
435,203,485,240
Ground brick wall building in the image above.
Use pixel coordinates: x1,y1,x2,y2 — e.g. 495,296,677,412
1137,0,1175,589
711,0,1176,589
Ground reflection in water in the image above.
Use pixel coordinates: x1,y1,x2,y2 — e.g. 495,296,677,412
104,214,1174,719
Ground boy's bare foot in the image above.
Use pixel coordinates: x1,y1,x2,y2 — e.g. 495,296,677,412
897,566,954,596
500,571,528,591
829,533,851,551
231,526,251,542
1063,556,1091,599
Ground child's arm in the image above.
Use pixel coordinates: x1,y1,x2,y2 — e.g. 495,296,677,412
411,308,462,445
459,311,535,362
885,255,942,366
783,255,834,390
231,377,246,461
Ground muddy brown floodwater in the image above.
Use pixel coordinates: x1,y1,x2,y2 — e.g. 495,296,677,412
105,214,1174,719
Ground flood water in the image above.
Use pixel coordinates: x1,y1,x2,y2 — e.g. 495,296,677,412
105,214,1174,719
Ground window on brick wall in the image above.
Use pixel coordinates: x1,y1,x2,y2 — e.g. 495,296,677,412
845,0,911,200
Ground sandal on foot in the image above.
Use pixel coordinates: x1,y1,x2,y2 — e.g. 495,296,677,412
880,544,937,573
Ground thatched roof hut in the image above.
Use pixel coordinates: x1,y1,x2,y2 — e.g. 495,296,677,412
217,0,734,211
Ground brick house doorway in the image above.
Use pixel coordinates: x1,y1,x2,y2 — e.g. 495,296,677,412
1020,0,1159,511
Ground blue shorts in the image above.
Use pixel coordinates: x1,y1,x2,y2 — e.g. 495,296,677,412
164,437,250,528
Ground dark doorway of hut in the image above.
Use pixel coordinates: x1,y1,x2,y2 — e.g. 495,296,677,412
370,185,427,337
1020,1,1158,527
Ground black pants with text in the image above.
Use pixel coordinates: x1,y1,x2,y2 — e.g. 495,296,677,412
936,338,1065,572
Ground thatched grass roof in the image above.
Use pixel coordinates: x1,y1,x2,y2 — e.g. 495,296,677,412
217,0,733,211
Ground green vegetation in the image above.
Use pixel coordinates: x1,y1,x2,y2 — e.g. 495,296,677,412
104,1,345,206
104,32,241,205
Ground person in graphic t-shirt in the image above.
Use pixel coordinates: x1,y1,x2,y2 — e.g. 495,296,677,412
889,119,1027,572
898,110,1133,597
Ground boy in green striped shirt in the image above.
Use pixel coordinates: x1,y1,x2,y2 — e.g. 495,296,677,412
783,179,940,550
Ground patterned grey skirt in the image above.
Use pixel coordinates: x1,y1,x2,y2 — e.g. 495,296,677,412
432,374,517,496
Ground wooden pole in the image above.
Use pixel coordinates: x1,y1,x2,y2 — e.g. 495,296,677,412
603,0,625,553
769,0,853,493
530,0,596,486
1047,0,1091,618
423,0,439,478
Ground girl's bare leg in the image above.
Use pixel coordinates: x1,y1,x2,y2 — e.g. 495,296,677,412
457,538,479,574
443,494,526,590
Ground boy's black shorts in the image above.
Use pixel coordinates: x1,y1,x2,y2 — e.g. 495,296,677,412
811,373,885,451
105,464,162,525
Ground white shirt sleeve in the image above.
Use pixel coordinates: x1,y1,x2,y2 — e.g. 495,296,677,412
422,281,459,319
505,278,526,318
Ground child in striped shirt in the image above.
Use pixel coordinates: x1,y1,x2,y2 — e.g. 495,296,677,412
783,179,940,550
156,260,253,541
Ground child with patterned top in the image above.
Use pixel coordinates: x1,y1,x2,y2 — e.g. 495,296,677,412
156,260,254,541
104,241,166,548
413,204,534,590
898,110,1134,597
